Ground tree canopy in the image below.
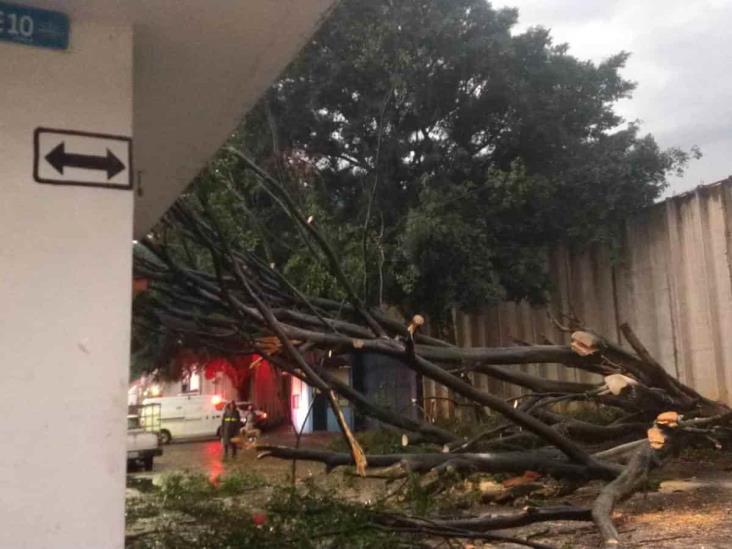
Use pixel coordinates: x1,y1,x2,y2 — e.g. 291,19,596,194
145,0,694,324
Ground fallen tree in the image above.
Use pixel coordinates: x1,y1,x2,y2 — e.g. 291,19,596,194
134,152,732,548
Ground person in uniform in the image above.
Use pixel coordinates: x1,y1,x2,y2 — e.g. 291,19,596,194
221,400,241,459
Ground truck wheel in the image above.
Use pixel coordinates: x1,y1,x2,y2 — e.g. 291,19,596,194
159,430,172,445
143,456,154,471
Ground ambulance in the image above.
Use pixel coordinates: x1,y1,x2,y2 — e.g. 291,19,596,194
142,394,226,444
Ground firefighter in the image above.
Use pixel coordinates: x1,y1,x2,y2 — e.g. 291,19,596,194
221,400,241,459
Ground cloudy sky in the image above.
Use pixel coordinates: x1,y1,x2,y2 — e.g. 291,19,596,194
491,0,731,195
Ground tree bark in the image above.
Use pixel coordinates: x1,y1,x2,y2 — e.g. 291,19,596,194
406,354,620,478
472,363,601,394
592,442,655,548
381,505,592,531
258,445,613,479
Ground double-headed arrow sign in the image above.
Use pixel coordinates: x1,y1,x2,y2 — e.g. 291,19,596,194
34,128,132,190
45,141,126,180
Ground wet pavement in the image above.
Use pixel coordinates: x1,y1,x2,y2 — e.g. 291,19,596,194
127,435,732,547
129,429,337,483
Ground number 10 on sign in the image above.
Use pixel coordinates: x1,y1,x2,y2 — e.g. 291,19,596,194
0,2,69,50
0,10,33,37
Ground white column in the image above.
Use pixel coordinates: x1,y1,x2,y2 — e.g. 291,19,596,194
0,20,133,549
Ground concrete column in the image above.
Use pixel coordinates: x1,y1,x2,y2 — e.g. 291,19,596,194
0,20,132,549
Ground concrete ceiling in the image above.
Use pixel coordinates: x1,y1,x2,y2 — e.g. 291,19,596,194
17,0,336,237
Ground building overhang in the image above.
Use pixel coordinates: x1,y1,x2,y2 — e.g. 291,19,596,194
16,0,335,236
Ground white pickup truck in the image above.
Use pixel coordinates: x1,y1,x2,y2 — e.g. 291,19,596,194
127,415,162,471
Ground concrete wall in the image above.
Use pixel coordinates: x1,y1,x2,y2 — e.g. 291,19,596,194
0,21,133,549
427,179,732,414
1,3,335,547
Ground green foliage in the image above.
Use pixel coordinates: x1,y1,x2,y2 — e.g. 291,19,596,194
159,472,215,503
125,499,160,523
556,403,626,425
242,0,694,319
158,470,268,502
138,0,697,341
217,470,268,496
397,469,484,515
400,472,438,516
264,484,400,549
433,413,503,438
127,473,403,548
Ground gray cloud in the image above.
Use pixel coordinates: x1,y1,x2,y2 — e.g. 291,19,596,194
492,0,732,193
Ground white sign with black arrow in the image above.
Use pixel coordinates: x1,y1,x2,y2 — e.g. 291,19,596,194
34,128,132,190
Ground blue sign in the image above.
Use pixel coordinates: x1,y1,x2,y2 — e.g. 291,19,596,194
0,2,68,50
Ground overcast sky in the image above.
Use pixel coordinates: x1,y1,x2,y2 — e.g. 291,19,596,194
491,0,731,195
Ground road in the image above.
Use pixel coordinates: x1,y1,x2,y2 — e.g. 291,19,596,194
129,429,336,482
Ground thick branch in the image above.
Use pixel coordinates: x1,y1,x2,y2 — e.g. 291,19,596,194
533,410,648,443
619,322,719,411
406,354,619,477
592,442,655,548
472,363,601,394
258,446,609,479
381,505,592,532
417,344,607,372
